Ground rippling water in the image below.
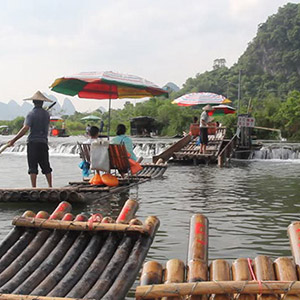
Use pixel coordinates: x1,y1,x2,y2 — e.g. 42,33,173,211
0,148,300,298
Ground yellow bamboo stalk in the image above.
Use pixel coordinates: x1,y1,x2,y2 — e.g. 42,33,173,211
0,294,83,300
135,281,300,298
12,216,151,234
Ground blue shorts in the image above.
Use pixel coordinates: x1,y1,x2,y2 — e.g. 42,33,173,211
27,142,52,174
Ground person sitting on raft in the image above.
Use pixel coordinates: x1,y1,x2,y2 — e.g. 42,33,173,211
111,124,137,161
84,126,100,144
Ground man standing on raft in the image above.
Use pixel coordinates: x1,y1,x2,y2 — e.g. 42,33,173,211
199,104,213,154
8,91,53,188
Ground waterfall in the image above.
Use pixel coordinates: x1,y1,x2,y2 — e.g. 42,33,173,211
0,135,177,159
251,144,300,160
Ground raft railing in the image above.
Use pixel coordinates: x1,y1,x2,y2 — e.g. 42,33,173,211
152,135,192,163
136,214,300,299
217,133,238,167
0,199,160,299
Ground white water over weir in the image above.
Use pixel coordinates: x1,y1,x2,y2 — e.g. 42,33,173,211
0,135,178,159
251,143,300,160
1,135,300,160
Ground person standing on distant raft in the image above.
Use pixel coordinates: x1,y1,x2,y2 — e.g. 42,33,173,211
199,104,213,154
7,91,53,188
111,123,137,161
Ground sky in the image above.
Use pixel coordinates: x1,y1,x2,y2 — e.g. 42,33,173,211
1,0,300,112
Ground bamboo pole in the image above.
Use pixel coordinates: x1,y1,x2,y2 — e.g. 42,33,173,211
209,259,231,300
0,210,33,258
116,199,139,224
31,232,91,296
232,258,255,300
0,294,80,300
253,255,277,300
63,200,138,298
53,199,139,298
162,259,185,300
135,281,300,298
101,216,160,300
140,261,163,286
139,260,163,300
274,257,299,300
288,221,300,276
187,214,208,300
0,214,82,294
12,217,151,234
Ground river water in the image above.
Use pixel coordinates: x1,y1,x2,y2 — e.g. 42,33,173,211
0,136,300,298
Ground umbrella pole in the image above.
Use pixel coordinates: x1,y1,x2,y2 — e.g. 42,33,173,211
107,97,111,140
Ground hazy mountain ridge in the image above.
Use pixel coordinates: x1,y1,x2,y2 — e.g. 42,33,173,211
0,95,76,120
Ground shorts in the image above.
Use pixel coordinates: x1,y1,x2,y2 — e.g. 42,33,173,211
200,127,208,145
27,142,52,174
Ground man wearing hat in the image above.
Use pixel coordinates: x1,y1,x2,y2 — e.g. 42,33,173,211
199,104,213,154
8,91,53,188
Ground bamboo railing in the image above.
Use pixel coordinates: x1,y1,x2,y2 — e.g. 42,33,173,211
136,215,300,299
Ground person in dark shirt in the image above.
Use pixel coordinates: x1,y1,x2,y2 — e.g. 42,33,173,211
8,91,53,187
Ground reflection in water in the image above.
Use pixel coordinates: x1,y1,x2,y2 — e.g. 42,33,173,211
0,153,300,298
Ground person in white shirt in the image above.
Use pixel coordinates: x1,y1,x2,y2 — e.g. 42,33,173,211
199,104,213,154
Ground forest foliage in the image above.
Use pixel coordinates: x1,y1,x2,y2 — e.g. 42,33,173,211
2,3,300,140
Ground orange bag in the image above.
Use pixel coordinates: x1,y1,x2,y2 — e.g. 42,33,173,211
128,158,143,174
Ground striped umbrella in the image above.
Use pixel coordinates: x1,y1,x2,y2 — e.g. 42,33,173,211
172,92,231,107
50,71,168,136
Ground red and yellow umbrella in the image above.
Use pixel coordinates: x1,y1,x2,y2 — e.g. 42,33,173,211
50,71,168,135
50,71,167,99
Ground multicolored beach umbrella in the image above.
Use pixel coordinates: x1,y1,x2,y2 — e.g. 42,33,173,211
172,92,231,107
50,71,168,136
208,104,236,116
50,71,167,99
50,116,63,122
80,115,101,121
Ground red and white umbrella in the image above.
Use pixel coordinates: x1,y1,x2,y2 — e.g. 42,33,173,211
208,104,236,116
172,92,231,107
50,116,63,122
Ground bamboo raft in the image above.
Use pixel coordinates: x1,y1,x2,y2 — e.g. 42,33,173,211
153,127,227,165
0,162,167,203
136,214,300,299
0,199,160,300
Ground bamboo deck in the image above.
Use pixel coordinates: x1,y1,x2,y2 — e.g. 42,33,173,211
136,214,300,299
153,128,227,165
0,199,160,300
0,162,167,203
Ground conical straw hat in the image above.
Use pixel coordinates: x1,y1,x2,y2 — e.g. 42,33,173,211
23,91,53,102
203,104,213,111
